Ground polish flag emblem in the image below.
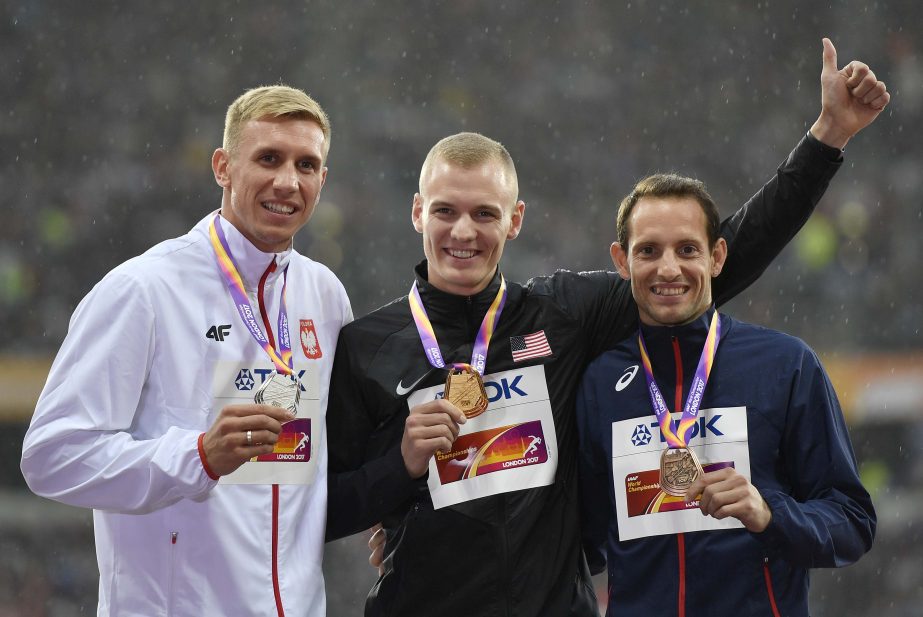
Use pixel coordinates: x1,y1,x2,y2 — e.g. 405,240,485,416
300,319,322,359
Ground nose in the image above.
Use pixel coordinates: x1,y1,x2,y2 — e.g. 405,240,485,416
657,252,681,278
273,163,298,194
451,214,477,242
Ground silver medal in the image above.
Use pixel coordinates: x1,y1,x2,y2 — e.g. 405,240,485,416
254,370,300,414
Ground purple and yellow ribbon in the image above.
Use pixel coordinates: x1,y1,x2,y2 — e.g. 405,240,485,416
408,276,507,375
209,214,293,375
638,311,721,448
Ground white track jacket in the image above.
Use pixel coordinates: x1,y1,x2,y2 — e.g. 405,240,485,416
22,213,352,616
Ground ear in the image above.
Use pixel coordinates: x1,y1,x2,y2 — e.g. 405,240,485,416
507,200,526,240
711,237,728,277
412,193,424,233
212,148,231,188
610,242,631,280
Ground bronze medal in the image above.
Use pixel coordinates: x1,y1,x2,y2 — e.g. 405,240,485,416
444,367,489,419
658,446,704,497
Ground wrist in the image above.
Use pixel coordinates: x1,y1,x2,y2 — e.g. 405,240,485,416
809,112,851,150
197,433,220,480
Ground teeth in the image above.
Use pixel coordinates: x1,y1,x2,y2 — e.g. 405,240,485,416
653,287,686,296
263,202,295,215
448,249,476,259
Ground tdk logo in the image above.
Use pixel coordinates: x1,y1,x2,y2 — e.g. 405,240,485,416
236,369,255,391
235,368,309,392
435,375,527,402
649,415,724,443
630,424,652,446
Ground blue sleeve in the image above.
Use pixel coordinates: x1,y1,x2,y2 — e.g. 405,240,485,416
576,366,610,576
755,347,876,567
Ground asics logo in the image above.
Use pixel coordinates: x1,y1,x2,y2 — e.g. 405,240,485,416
615,365,639,391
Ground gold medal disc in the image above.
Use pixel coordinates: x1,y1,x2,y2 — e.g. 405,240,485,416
444,368,489,419
658,447,704,496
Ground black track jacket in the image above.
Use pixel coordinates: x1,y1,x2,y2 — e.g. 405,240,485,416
327,134,842,617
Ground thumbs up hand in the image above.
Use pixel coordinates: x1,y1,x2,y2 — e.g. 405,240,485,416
810,38,890,149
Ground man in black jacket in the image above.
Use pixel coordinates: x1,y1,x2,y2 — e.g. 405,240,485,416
327,39,888,617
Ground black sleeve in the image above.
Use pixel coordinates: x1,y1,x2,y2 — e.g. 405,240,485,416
325,330,419,542
713,132,843,304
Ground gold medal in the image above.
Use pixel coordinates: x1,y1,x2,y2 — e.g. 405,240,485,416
444,367,489,419
658,446,704,496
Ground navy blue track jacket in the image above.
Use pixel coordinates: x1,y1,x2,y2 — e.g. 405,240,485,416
577,309,875,617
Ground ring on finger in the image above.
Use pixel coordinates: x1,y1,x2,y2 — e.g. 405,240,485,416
246,429,253,446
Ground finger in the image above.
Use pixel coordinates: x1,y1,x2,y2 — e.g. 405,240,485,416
850,75,879,100
410,424,459,448
821,37,837,74
685,478,707,503
408,412,463,439
844,62,871,89
442,402,468,425
417,399,467,425
861,81,887,106
868,89,890,110
368,525,385,551
242,429,281,447
257,404,299,423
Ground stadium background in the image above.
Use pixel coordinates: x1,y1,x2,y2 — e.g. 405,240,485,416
2,1,921,615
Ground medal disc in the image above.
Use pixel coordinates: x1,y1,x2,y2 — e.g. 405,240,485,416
444,368,489,419
254,371,301,414
658,447,704,496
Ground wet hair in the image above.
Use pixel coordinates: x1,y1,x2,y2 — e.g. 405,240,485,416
223,85,330,160
616,173,720,248
419,132,519,202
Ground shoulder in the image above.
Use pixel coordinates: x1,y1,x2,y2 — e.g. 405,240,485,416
289,253,349,296
340,295,410,341
723,317,817,363
521,268,623,311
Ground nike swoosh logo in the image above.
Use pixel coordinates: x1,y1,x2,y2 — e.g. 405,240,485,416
396,373,429,396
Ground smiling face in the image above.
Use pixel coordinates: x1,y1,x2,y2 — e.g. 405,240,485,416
212,116,328,253
612,195,727,327
412,157,525,295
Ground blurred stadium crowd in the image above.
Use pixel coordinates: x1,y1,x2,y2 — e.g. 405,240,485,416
1,1,921,615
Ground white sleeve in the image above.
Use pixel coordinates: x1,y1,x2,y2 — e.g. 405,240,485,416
21,270,216,514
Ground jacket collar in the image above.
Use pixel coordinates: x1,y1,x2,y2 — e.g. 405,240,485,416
638,306,718,348
198,211,292,292
412,259,505,322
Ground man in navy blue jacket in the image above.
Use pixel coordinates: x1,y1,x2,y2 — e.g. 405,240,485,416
576,173,875,616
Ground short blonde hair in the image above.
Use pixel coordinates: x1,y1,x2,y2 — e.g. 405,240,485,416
420,132,519,201
223,85,331,160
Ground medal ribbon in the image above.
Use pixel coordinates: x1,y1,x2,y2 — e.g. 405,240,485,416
408,276,507,375
209,214,293,376
638,311,721,448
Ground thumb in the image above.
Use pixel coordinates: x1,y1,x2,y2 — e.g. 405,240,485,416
821,37,838,74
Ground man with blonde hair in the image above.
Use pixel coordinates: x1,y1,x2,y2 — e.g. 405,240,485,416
22,84,352,616
326,39,888,617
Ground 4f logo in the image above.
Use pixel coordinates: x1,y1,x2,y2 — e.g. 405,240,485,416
206,324,231,342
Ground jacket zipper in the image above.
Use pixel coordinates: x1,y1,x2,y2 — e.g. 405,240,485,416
763,558,782,617
466,292,511,615
672,336,686,617
258,260,286,617
168,532,178,616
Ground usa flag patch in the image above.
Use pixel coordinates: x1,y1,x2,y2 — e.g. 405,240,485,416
510,331,552,362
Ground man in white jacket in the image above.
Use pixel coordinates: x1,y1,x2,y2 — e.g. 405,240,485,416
21,85,352,617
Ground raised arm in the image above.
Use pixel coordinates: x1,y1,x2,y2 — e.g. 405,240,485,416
713,37,889,304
